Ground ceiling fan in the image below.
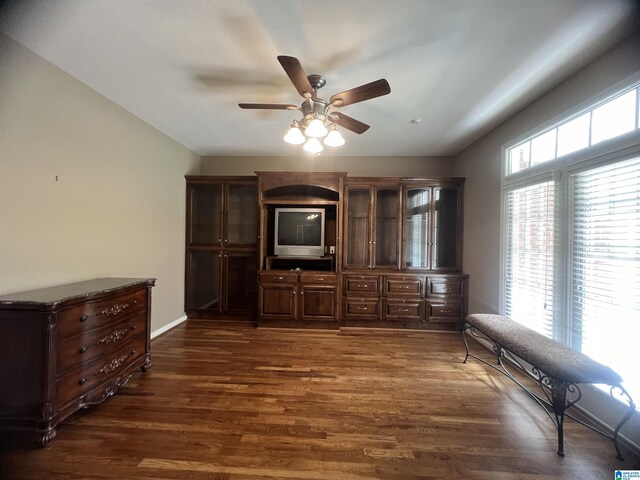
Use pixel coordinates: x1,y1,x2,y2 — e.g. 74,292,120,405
239,56,391,153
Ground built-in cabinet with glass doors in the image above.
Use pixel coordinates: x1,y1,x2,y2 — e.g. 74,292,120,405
185,176,258,319
343,177,467,328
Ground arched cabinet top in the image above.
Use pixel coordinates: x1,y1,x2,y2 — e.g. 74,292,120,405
256,171,346,202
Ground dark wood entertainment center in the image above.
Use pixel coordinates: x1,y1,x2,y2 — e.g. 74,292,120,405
185,172,468,330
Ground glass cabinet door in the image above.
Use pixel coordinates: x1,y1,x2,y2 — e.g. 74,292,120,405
404,188,431,269
374,188,400,268
432,187,460,270
187,250,221,311
226,184,258,246
345,187,372,268
188,183,222,245
225,252,257,312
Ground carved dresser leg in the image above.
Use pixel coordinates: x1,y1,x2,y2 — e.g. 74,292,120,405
141,356,152,372
40,428,57,447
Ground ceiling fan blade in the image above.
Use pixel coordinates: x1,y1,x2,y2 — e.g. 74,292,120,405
277,55,314,98
330,79,391,107
238,103,299,110
329,112,370,134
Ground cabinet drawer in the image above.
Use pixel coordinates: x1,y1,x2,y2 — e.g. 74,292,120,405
343,298,380,317
259,272,298,284
384,299,424,321
56,334,146,408
57,311,146,374
343,275,379,296
384,276,423,297
427,301,462,322
57,288,147,340
299,273,338,285
427,278,463,296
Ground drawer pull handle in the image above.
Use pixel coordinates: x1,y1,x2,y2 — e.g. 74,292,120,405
79,377,87,385
80,314,89,322
441,309,452,313
356,284,368,288
79,346,88,354
400,286,410,289
356,306,368,311
275,276,284,280
95,348,137,376
398,308,409,312
315,277,324,281
96,328,129,346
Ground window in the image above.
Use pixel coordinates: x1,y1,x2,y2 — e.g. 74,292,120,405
507,84,640,175
503,82,640,404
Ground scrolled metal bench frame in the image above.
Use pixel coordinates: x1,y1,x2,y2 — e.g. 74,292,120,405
461,321,635,460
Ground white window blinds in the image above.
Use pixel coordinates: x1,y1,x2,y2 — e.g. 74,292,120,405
505,180,557,338
570,156,640,398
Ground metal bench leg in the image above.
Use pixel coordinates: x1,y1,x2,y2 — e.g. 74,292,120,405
460,323,471,363
550,381,568,457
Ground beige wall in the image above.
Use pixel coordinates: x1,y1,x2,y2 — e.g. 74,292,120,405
201,155,455,177
0,34,200,333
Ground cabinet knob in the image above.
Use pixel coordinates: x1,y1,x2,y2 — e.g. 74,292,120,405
130,323,137,330
80,314,89,322
79,377,87,385
79,346,88,354
132,300,138,305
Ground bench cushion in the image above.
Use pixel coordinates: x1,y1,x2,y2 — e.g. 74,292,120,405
465,314,622,386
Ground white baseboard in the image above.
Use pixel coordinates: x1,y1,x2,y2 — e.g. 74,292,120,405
151,315,187,340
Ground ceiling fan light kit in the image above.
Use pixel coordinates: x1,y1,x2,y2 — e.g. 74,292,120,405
239,56,390,155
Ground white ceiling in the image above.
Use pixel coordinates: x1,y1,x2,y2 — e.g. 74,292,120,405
1,0,637,157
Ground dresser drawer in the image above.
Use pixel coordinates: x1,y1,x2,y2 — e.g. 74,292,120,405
57,311,146,374
343,275,379,296
427,278,463,296
384,276,423,297
427,301,462,322
57,288,147,340
56,334,146,408
343,297,380,317
384,299,424,321
259,272,298,284
299,272,337,285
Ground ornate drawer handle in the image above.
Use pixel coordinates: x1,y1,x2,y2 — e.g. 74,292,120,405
96,328,129,346
80,314,89,322
79,346,88,354
79,377,87,385
94,348,137,376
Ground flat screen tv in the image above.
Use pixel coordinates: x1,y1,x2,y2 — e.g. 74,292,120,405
274,208,325,256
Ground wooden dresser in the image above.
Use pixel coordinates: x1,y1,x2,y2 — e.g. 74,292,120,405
0,277,155,445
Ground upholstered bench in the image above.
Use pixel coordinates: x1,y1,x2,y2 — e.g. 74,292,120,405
461,313,635,459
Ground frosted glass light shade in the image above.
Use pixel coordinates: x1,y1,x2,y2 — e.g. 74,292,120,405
283,125,305,144
324,129,345,147
304,118,328,138
303,137,323,154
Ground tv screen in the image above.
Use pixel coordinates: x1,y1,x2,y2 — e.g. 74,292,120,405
274,208,325,256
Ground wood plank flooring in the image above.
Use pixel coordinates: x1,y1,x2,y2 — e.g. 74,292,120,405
1,320,638,479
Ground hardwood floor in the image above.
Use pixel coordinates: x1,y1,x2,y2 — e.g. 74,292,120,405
1,320,638,479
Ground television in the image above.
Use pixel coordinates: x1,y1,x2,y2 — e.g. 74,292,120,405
274,207,325,256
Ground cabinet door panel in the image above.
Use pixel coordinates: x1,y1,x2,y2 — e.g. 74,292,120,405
225,252,257,312
259,285,296,317
374,188,400,268
187,250,221,312
227,184,258,246
300,286,337,320
432,187,460,270
188,184,222,245
345,187,371,268
404,188,430,269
